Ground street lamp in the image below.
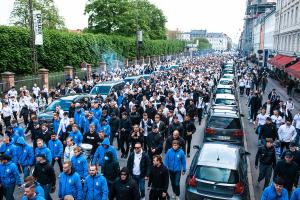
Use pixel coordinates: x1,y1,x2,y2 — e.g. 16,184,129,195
136,30,143,61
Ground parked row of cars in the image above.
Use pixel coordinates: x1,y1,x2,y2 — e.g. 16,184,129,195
185,61,250,200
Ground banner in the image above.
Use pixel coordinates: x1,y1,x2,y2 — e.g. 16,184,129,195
33,10,43,45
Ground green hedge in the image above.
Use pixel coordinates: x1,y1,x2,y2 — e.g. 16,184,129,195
0,26,185,74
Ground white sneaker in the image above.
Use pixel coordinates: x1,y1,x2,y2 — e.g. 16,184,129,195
250,119,253,123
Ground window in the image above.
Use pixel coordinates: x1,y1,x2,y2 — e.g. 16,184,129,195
296,7,298,24
196,166,239,184
287,12,290,27
291,9,294,25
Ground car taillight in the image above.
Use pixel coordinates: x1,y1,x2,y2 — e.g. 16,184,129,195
233,130,243,137
234,182,244,194
187,175,197,187
205,128,216,134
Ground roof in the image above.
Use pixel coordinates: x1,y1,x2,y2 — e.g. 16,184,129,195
216,85,232,89
94,80,124,86
285,61,300,79
268,54,293,70
215,94,235,100
197,143,240,170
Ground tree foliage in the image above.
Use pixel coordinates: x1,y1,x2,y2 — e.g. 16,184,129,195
0,26,184,74
85,0,167,40
10,0,65,29
195,38,212,50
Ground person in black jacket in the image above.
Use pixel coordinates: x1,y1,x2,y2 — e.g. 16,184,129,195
31,121,42,150
127,142,151,199
259,117,277,143
33,154,56,200
129,125,144,152
186,100,197,121
274,151,299,194
146,102,157,121
280,142,300,167
147,125,163,159
82,124,100,155
129,106,142,126
109,112,120,147
167,116,184,137
148,155,169,200
255,138,276,189
165,130,185,153
119,112,132,158
248,91,262,122
182,115,196,157
102,151,120,200
111,167,140,200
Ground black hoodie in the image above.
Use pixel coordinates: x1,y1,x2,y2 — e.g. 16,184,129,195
33,161,56,187
102,151,120,183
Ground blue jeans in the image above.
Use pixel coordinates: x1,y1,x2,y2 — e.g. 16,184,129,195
169,171,181,196
4,184,15,200
295,128,300,145
42,184,52,200
132,174,145,198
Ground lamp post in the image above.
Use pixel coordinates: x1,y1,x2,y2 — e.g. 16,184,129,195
29,0,38,76
136,30,143,62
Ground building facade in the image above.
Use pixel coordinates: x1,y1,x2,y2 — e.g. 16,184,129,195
206,33,229,51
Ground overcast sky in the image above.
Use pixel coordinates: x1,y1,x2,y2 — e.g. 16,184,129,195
0,0,246,43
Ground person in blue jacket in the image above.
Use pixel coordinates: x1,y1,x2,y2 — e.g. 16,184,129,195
0,135,17,163
74,104,85,127
69,124,83,146
164,140,186,199
71,146,88,182
83,165,108,200
261,177,289,200
58,161,83,200
15,137,34,178
91,101,102,121
22,181,45,200
52,113,61,136
0,154,22,200
48,133,63,172
24,176,45,198
35,139,52,164
6,126,20,144
291,188,300,200
99,118,111,138
92,138,118,167
12,120,25,138
82,112,100,135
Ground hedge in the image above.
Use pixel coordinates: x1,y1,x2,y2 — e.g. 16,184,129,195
0,26,185,74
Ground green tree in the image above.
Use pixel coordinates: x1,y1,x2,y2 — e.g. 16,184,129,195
85,0,167,40
10,0,65,29
195,38,212,50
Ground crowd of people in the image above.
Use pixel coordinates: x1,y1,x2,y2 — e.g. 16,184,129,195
0,55,226,200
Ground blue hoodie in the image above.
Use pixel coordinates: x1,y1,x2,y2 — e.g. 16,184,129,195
15,137,34,167
74,109,85,127
91,108,102,120
0,143,17,163
22,195,45,200
290,188,300,200
92,138,118,167
48,138,63,159
69,130,83,146
13,125,25,138
71,153,88,179
83,174,108,200
82,117,100,135
53,119,61,136
58,170,82,200
261,183,288,200
35,145,52,164
0,161,22,187
164,147,186,172
99,123,111,138
9,133,20,144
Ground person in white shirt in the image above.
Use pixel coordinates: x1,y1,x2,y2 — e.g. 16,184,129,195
285,98,295,112
32,83,40,98
7,86,17,98
278,119,297,154
239,78,246,96
9,96,19,122
255,108,269,135
293,108,300,145
271,110,284,129
174,102,186,123
28,98,38,116
2,102,12,127
57,112,70,136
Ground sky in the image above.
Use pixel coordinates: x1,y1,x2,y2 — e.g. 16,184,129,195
0,0,246,43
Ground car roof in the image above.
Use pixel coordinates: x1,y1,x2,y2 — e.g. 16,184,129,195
95,80,124,86
215,94,235,99
223,74,234,76
124,75,142,79
211,111,239,118
197,143,240,170
219,78,233,81
60,95,80,101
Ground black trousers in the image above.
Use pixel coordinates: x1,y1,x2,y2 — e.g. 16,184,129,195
22,114,29,126
120,133,130,155
109,131,120,148
197,108,203,125
239,86,245,95
3,116,11,127
12,111,18,122
185,136,192,155
149,189,168,200
52,158,63,172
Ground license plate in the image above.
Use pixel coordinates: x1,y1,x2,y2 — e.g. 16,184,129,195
218,136,230,140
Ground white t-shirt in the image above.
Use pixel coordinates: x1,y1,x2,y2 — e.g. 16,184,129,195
271,115,284,128
256,113,269,126
293,114,300,129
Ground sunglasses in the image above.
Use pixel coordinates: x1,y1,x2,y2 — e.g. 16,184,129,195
134,147,141,149
120,173,127,176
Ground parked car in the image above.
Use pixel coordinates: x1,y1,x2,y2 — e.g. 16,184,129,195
204,107,243,145
123,75,142,85
90,80,125,99
215,85,234,96
185,143,249,200
213,94,237,107
37,94,91,123
222,74,235,80
219,78,235,88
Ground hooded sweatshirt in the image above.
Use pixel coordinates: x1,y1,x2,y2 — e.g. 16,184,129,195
15,137,34,166
92,138,118,167
58,168,83,200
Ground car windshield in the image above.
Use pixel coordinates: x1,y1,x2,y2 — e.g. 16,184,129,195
216,88,232,94
208,116,241,129
215,98,236,105
223,75,233,79
196,166,238,184
45,99,71,112
220,80,233,85
90,85,111,95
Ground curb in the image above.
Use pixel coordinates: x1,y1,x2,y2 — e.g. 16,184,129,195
237,93,256,200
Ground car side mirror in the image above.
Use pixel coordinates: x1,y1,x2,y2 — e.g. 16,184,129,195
193,145,200,150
